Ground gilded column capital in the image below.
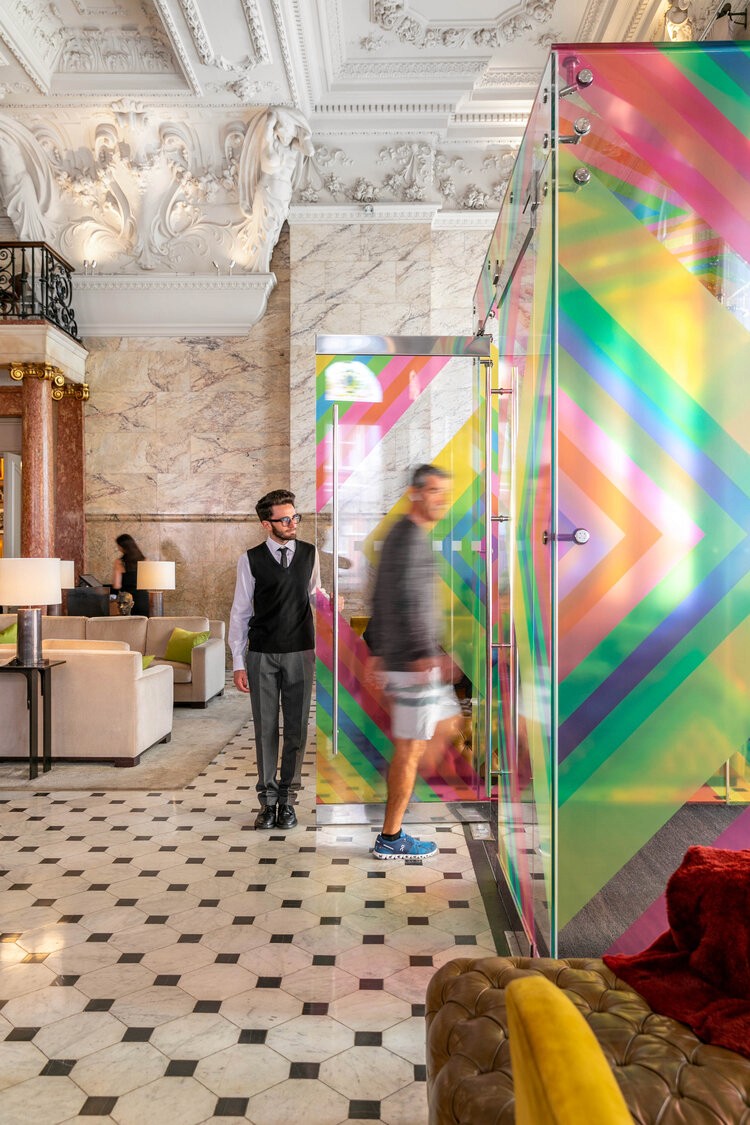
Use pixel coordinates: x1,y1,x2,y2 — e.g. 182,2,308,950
9,362,67,398
63,382,90,401
10,363,88,402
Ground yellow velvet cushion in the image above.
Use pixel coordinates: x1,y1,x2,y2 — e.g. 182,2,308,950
142,654,156,670
163,627,209,664
0,621,17,643
506,975,633,1125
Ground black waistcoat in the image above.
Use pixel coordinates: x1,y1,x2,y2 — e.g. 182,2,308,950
246,540,315,653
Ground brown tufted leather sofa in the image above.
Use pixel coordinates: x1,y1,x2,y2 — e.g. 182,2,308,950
426,956,750,1124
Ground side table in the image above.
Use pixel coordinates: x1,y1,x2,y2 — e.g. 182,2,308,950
0,660,66,780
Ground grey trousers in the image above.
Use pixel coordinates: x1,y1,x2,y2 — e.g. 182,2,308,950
245,649,314,807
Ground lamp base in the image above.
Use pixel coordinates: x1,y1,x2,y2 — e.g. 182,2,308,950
17,607,43,666
148,591,164,617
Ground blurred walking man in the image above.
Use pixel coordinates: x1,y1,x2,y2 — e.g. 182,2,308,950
367,465,460,859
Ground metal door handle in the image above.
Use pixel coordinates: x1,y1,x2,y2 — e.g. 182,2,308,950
542,527,590,545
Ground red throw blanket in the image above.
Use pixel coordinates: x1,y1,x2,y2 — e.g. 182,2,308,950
604,845,750,1058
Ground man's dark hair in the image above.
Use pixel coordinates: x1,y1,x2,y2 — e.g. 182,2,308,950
411,463,450,489
256,489,295,523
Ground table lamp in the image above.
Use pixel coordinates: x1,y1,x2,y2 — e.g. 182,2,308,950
0,557,62,665
136,560,175,617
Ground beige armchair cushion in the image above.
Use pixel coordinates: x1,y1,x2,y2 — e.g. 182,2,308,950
42,616,87,640
86,615,148,652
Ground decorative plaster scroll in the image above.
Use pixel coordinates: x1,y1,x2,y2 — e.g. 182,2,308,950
58,28,175,73
377,141,433,203
370,0,555,48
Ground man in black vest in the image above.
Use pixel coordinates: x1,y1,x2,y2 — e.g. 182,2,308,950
229,488,319,829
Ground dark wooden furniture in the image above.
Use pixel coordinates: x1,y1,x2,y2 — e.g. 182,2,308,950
0,660,65,779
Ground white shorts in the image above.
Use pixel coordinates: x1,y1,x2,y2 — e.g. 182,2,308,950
382,668,460,741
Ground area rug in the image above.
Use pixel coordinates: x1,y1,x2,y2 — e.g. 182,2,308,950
0,686,252,792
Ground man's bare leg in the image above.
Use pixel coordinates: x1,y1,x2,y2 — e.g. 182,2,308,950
382,739,425,835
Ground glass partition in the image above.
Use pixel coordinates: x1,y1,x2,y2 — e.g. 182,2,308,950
315,336,493,816
477,43,750,956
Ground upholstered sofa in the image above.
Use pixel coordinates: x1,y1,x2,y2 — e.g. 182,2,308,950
0,641,173,766
0,613,226,707
426,956,750,1124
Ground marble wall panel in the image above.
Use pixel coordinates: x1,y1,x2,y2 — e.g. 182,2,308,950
324,260,396,305
86,390,158,432
189,432,288,477
361,224,431,265
87,432,190,476
291,225,364,265
86,472,158,513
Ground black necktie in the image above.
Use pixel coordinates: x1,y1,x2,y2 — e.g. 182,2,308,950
279,547,289,568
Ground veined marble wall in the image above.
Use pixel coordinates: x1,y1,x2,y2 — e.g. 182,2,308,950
288,217,491,601
81,219,490,633
84,231,291,628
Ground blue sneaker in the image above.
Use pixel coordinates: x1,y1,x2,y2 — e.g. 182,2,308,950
372,831,438,860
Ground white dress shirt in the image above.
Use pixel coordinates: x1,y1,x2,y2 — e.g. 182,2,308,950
228,539,322,670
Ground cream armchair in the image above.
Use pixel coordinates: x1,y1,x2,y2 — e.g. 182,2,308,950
0,644,173,766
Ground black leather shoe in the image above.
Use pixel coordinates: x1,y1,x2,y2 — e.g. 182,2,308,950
254,806,277,830
276,804,297,829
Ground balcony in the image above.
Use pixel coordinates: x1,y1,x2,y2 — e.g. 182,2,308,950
0,242,80,342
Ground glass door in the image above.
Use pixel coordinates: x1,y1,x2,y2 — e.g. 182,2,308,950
315,335,493,821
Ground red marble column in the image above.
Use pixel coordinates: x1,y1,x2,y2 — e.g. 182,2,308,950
55,390,87,581
20,368,56,557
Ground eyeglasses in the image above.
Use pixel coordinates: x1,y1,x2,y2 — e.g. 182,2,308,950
268,514,302,527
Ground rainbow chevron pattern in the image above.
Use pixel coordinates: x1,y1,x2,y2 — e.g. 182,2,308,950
483,43,750,955
315,343,490,805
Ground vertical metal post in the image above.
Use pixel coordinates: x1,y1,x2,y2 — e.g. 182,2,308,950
483,359,493,797
331,405,340,756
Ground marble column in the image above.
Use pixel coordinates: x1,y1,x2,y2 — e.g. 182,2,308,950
55,386,88,582
13,363,61,557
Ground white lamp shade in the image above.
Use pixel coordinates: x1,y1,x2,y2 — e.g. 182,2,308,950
137,560,176,591
0,557,62,606
60,560,76,590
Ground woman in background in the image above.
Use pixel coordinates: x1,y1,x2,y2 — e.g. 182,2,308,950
112,533,150,617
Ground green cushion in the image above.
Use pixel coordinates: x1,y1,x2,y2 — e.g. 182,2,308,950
164,627,209,664
0,621,18,643
142,653,156,670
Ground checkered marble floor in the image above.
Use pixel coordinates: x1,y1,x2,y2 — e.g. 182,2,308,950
0,707,499,1124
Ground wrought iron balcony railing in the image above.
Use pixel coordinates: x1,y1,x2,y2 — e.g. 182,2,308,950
0,242,80,341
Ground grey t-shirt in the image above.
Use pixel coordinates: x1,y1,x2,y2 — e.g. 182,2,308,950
369,515,441,671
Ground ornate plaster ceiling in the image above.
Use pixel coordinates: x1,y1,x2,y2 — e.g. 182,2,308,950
0,0,677,130
0,0,743,282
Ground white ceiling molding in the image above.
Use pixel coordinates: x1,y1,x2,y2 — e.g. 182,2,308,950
369,0,556,48
288,202,441,224
270,0,304,110
178,0,216,65
152,0,204,95
72,273,276,336
241,0,272,65
432,210,499,229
